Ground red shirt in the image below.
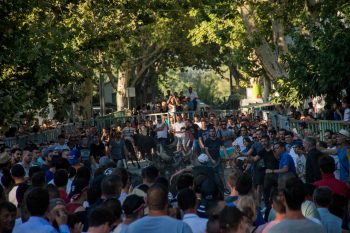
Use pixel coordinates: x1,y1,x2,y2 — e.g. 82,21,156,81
314,173,350,198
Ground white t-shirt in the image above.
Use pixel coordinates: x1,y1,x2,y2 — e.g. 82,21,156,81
182,213,207,233
186,91,198,101
328,146,340,179
9,186,19,207
156,123,168,139
173,122,186,137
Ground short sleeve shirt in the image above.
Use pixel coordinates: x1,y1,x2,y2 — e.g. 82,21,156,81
204,138,224,161
279,151,296,173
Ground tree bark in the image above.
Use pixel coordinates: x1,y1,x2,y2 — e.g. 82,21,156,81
263,74,271,102
116,69,128,111
237,3,288,80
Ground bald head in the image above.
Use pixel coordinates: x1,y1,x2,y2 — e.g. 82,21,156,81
147,184,168,211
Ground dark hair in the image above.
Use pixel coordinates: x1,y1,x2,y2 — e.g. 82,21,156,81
54,169,68,188
26,187,49,216
236,173,252,196
177,188,196,211
271,190,286,214
206,214,220,233
75,166,91,181
55,158,70,171
101,175,122,197
219,206,245,232
318,141,327,148
314,187,332,207
141,166,159,183
88,207,115,228
102,198,122,220
46,184,60,199
176,173,194,191
113,168,129,189
303,183,316,197
274,141,285,149
155,176,169,189
147,184,168,211
283,178,305,210
31,171,46,187
319,156,336,174
0,201,16,213
261,134,270,141
29,166,42,178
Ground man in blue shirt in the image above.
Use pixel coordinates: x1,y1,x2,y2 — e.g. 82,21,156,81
13,187,69,233
266,142,296,179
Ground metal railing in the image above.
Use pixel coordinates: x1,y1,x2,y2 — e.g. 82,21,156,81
263,110,350,140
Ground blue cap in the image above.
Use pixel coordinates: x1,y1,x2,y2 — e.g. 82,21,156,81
293,140,303,148
68,149,80,165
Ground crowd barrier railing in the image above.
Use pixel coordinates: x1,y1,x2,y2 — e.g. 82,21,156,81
262,110,350,140
4,123,77,148
94,109,240,130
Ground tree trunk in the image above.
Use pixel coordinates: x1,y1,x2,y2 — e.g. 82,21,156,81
77,77,93,119
237,3,288,80
117,70,128,111
263,75,271,102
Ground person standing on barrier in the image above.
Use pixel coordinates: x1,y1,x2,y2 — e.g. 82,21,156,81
173,114,186,153
186,87,198,112
108,132,130,168
155,117,168,147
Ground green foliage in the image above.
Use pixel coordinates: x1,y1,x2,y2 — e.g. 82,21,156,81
158,68,230,106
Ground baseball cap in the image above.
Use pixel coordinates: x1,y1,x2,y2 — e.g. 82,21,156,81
123,194,145,215
338,129,350,138
68,149,80,165
198,153,209,164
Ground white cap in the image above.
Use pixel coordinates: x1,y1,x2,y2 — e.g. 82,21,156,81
198,153,209,164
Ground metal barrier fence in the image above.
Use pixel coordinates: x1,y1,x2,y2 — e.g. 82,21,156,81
3,110,239,148
4,123,78,149
94,109,240,131
263,110,350,140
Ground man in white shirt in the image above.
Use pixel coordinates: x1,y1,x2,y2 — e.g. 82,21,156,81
232,126,251,152
173,115,186,152
155,117,168,147
178,188,207,233
186,87,198,111
342,98,350,122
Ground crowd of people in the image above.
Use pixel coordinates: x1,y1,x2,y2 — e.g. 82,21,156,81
0,101,350,233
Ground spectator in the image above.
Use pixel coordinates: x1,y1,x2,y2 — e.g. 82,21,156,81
219,206,249,233
0,201,17,233
13,187,69,233
54,169,69,203
304,137,323,183
87,207,116,233
132,165,159,198
268,177,325,233
178,188,207,233
314,155,349,198
314,187,342,233
8,164,28,207
124,184,192,233
114,194,145,233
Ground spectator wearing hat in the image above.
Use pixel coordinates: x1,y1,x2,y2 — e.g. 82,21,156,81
66,178,89,214
67,149,81,171
113,194,145,233
178,188,207,233
314,156,349,198
8,164,28,207
322,129,350,183
0,201,17,233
